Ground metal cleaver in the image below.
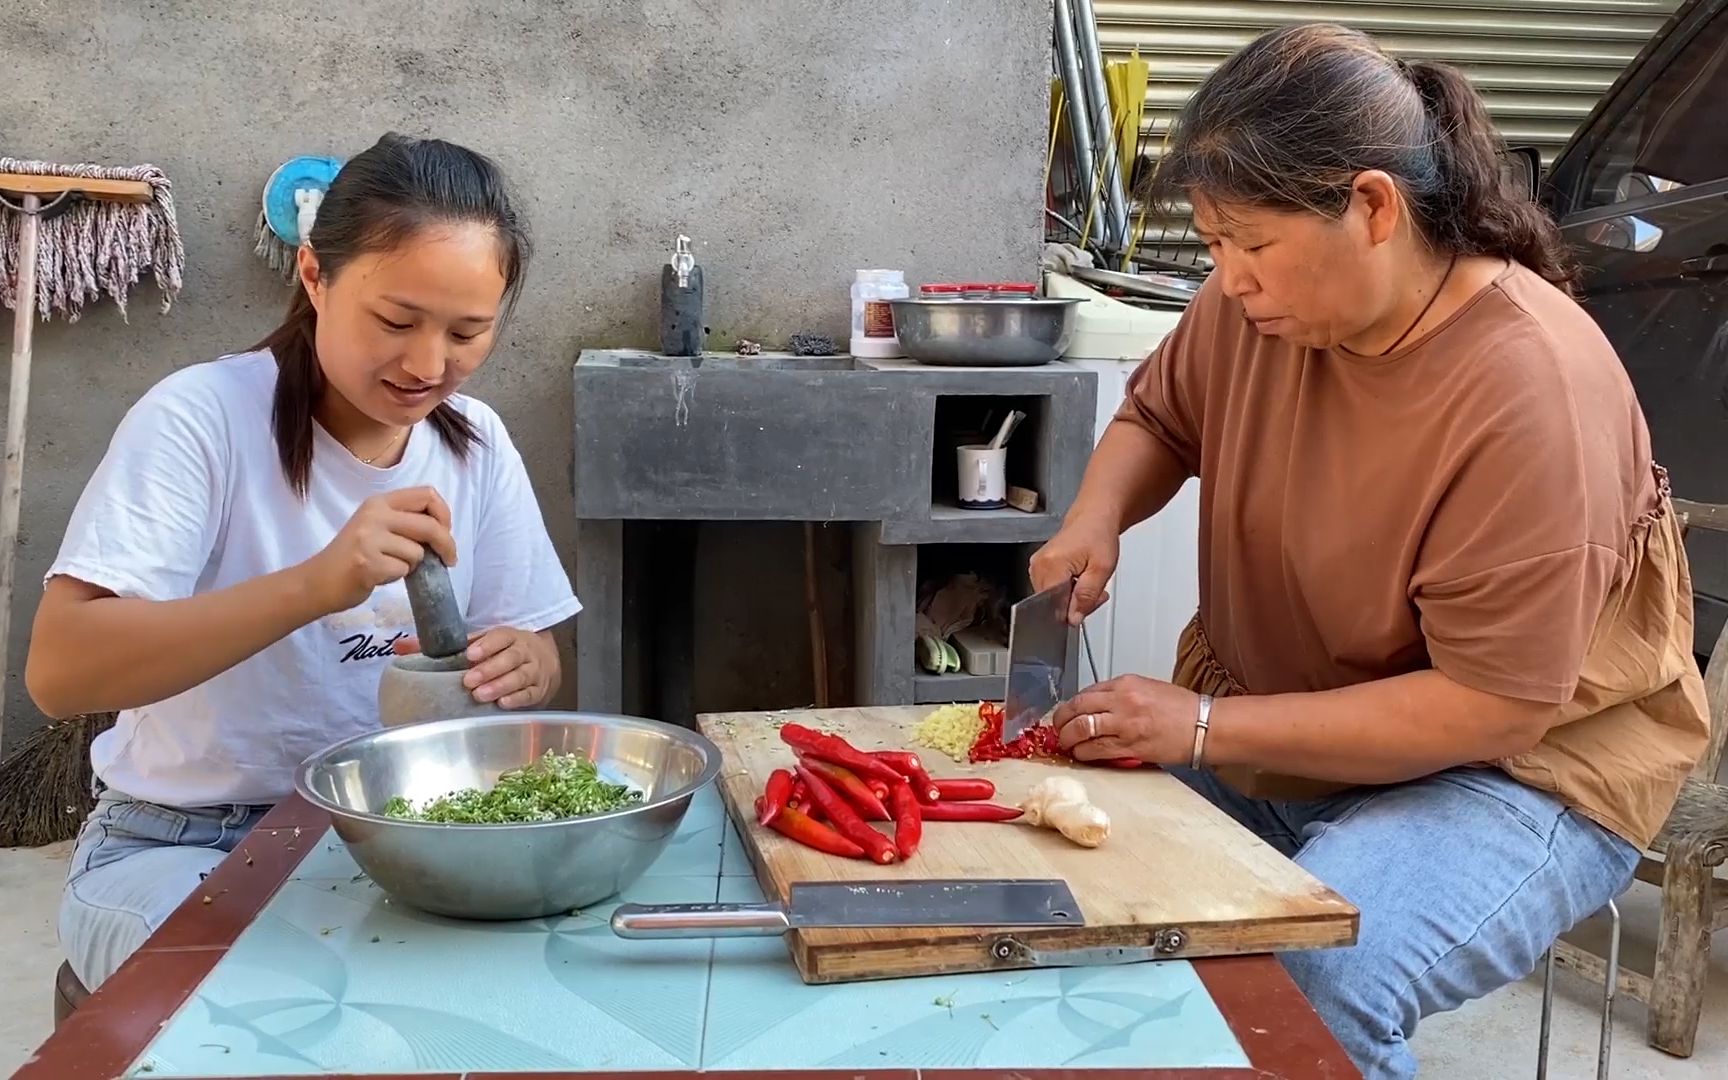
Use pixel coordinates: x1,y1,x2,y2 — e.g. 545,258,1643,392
1002,579,1076,744
610,878,1082,939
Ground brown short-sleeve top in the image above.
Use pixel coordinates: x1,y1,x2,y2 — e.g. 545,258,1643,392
1116,260,1710,848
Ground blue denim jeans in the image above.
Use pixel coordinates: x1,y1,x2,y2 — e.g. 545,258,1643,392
1168,764,1639,1080
59,784,271,990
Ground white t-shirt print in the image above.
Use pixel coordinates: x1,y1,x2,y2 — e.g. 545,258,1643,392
46,350,581,808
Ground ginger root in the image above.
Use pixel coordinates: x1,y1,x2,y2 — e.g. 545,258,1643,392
1018,776,1110,848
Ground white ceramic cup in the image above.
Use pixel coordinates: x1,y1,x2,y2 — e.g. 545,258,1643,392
956,444,1007,508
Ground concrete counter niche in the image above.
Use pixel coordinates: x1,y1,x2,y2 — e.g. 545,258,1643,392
571,349,1097,724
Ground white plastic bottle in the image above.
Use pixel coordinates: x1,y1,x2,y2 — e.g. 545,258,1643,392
849,269,910,358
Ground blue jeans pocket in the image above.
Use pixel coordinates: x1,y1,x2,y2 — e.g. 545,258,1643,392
1430,767,1564,843
103,799,192,845
72,793,244,880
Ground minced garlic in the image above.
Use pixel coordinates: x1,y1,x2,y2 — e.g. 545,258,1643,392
911,703,986,763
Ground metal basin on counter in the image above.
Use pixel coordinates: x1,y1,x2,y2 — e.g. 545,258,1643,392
890,296,1083,366
294,712,722,920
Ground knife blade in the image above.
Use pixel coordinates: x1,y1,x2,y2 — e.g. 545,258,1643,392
610,878,1083,939
1002,579,1075,744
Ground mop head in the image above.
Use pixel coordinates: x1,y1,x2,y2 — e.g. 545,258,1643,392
0,157,185,322
255,155,343,281
253,208,297,280
0,712,116,848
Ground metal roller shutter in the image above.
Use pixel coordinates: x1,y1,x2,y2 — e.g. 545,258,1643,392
1091,0,1682,264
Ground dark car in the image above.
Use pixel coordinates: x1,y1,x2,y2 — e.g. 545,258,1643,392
1512,0,1728,665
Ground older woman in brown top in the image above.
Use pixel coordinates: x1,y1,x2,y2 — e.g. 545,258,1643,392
1033,23,1710,1080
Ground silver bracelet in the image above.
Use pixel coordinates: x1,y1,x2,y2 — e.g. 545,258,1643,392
1190,693,1214,769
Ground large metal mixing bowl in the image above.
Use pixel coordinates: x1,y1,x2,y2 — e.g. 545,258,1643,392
293,711,722,920
889,296,1083,366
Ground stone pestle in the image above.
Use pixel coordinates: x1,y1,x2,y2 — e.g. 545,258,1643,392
376,551,505,728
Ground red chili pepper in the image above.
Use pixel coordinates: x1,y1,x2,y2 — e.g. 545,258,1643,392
968,701,1069,764
778,723,906,786
932,777,995,801
759,768,794,826
870,749,920,774
871,750,942,803
888,781,922,860
918,800,1024,822
798,755,890,821
763,803,867,859
789,778,810,808
867,778,891,803
795,762,897,864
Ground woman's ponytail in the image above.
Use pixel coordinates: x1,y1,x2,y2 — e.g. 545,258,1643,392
1403,59,1577,288
255,287,322,497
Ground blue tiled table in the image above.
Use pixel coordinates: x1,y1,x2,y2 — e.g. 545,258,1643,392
22,787,1357,1080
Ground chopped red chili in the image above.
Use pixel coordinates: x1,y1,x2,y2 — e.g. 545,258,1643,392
967,702,1143,768
968,701,1062,762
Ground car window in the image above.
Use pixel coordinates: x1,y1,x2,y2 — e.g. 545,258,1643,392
1570,12,1728,212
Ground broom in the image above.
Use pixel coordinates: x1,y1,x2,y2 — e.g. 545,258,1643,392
0,712,117,848
0,157,184,847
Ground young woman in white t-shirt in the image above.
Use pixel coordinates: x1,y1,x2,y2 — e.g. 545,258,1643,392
25,133,581,991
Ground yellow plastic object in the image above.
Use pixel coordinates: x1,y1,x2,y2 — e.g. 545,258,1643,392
1111,49,1148,186
1109,49,1150,268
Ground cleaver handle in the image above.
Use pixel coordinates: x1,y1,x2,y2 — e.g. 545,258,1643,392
610,901,792,938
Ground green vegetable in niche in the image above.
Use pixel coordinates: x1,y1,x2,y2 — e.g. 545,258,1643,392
382,749,643,824
916,635,963,674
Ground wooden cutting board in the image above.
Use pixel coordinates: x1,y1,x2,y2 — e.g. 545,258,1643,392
699,705,1359,984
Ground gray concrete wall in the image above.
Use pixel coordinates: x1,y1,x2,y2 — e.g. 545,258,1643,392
0,1,1052,747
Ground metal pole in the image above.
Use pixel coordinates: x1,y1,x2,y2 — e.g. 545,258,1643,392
1071,0,1131,252
1053,0,1104,250
0,192,41,733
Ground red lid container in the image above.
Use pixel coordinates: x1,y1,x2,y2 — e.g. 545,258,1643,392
918,283,966,297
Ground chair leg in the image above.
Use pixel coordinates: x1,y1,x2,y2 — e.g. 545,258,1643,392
1649,845,1714,1057
1597,899,1620,1080
1536,899,1621,1080
1537,945,1556,1080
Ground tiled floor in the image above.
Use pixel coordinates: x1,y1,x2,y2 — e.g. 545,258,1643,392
3,839,1724,1077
